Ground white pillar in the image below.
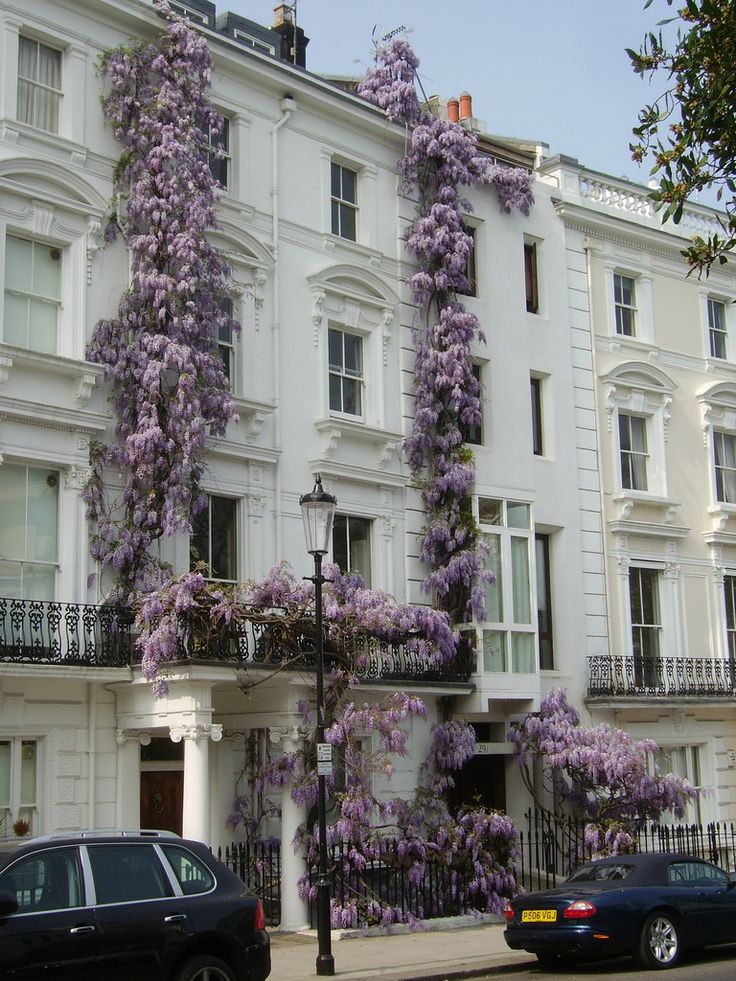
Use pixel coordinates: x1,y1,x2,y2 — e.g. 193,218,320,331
176,725,210,843
273,726,309,931
115,731,140,830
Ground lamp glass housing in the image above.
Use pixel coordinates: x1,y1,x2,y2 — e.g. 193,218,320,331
300,476,337,556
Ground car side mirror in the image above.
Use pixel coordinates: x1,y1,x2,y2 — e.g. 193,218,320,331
0,890,19,916
728,872,736,889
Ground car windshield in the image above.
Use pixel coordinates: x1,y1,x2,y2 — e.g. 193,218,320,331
567,863,634,882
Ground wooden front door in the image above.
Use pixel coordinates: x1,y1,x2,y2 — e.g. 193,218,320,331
140,770,183,836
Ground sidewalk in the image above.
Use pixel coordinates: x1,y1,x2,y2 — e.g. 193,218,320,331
269,919,536,981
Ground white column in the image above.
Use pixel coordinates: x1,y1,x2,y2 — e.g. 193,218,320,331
175,724,210,843
115,730,141,830
272,726,309,931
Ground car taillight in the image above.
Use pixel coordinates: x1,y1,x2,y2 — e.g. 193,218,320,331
255,899,266,931
563,900,597,919
503,901,515,922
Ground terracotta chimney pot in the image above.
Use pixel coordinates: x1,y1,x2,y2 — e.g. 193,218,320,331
447,98,459,123
459,91,472,120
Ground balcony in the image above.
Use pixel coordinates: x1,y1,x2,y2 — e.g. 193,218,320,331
0,597,474,685
588,654,735,700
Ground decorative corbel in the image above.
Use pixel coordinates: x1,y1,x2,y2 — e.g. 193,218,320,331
0,354,13,386
312,289,325,346
319,425,342,457
662,395,672,442
605,383,617,432
86,218,103,285
381,308,394,366
76,370,98,403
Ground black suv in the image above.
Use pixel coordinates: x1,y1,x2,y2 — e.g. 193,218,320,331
0,830,270,981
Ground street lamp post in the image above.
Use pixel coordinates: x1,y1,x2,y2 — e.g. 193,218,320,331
300,473,337,977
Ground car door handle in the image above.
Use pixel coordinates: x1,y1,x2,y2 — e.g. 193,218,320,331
70,926,96,935
164,914,187,923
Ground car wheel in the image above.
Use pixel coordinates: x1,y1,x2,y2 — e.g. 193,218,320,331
174,955,238,981
636,911,681,969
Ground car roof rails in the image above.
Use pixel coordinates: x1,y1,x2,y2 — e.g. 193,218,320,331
27,829,181,843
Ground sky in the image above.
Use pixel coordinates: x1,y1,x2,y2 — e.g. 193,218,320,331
224,0,671,187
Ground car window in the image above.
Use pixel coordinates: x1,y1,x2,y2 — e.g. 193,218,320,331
567,863,634,882
0,847,83,913
668,860,729,886
87,844,172,904
161,844,215,895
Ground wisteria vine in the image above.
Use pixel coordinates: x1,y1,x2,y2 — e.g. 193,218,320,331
85,0,237,600
358,40,534,621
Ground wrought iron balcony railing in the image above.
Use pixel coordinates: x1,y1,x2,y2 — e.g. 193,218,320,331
0,597,474,684
588,654,736,699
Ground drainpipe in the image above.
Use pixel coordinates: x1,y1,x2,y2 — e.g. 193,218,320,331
271,95,296,561
87,682,96,829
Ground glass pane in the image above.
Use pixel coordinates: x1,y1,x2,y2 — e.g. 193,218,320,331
478,498,502,525
340,204,356,240
342,377,360,415
0,742,10,807
210,496,236,580
483,533,502,622
328,328,343,370
20,741,36,805
329,373,342,412
26,467,58,562
507,502,530,529
22,563,56,601
18,37,38,80
341,167,356,203
161,845,214,895
483,630,506,672
6,236,33,292
333,515,348,571
33,244,61,298
3,292,28,346
330,162,341,198
512,632,535,672
331,200,340,236
0,560,22,599
37,43,61,90
343,334,362,375
348,517,371,587
511,536,531,624
29,298,58,353
0,464,28,560
88,844,172,903
190,504,210,569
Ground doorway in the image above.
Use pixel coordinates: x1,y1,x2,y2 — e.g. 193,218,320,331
139,737,184,836
448,753,507,814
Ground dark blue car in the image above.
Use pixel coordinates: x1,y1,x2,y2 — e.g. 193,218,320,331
0,831,270,981
504,852,736,969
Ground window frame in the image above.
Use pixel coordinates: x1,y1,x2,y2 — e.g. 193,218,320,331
206,115,231,190
333,514,372,587
17,35,62,135
462,362,483,446
713,430,736,505
530,375,543,456
524,240,539,314
328,326,364,419
476,498,537,675
613,272,637,337
707,296,728,360
618,412,649,492
330,161,358,241
0,737,39,837
3,233,62,354
629,565,662,660
535,533,554,670
0,463,60,600
189,493,238,582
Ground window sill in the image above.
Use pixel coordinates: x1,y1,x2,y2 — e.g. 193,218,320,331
0,343,104,402
3,118,89,165
610,492,689,538
708,503,736,532
314,417,402,467
320,234,383,266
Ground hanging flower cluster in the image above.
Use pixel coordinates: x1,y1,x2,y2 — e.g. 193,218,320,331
358,40,534,621
85,0,237,601
134,561,459,695
508,688,698,856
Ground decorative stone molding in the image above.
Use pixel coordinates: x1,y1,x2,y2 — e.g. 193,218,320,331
31,200,55,238
76,371,98,403
86,218,103,285
381,515,397,537
0,354,13,386
311,288,325,345
64,464,92,491
381,308,394,366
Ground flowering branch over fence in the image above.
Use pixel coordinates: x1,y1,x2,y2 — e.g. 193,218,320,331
358,40,534,622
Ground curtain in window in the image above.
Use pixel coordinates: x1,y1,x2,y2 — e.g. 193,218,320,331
512,633,535,672
483,533,502,621
483,629,505,672
511,536,531,624
17,38,61,132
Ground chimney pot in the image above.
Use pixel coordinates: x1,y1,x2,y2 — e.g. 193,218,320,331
447,98,459,123
459,91,472,121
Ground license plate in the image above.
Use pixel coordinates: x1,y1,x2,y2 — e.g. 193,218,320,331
521,909,557,923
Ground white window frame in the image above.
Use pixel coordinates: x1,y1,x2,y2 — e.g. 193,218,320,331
605,264,654,344
190,493,239,582
700,288,734,363
618,412,649,492
333,513,372,587
475,498,537,675
3,234,62,355
0,737,39,836
206,115,231,191
699,383,736,521
654,744,703,824
0,462,60,601
328,326,364,419
330,161,358,242
17,35,62,135
628,565,662,660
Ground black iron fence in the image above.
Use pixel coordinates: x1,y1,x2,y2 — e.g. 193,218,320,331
588,654,736,698
517,807,736,893
0,596,474,684
218,840,281,927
